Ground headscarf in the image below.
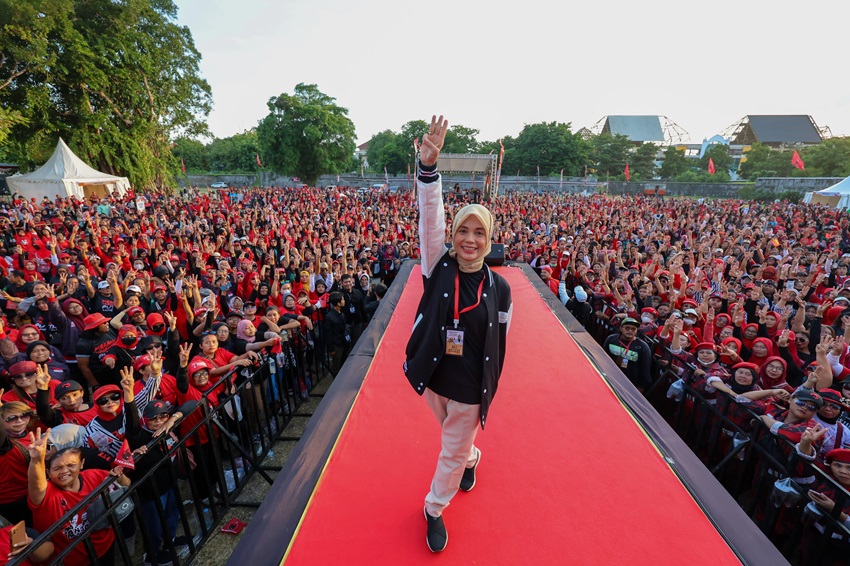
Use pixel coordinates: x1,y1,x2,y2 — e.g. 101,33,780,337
728,362,760,395
236,319,256,343
449,204,494,273
48,424,87,450
748,337,775,367
62,298,90,331
14,324,45,353
92,384,124,422
758,355,788,390
720,337,742,366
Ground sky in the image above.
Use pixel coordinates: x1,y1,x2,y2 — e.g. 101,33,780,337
175,0,850,146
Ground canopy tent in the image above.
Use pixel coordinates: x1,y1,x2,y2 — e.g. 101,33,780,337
5,138,130,201
803,176,850,209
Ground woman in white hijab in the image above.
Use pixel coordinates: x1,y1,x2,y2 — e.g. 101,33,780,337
404,115,512,553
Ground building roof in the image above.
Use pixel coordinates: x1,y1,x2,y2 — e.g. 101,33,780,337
736,115,822,145
602,116,664,142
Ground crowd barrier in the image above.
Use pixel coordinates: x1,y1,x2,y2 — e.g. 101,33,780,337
585,309,850,564
10,323,333,566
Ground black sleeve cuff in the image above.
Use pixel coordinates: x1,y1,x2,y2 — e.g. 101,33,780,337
417,160,439,183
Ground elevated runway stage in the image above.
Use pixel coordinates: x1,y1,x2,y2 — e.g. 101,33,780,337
229,263,785,565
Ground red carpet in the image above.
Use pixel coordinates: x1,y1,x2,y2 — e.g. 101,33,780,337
282,266,741,564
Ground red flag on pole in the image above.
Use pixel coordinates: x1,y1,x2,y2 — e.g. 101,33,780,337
114,439,135,469
791,150,805,170
624,163,631,181
180,157,186,173
256,154,263,167
708,157,716,175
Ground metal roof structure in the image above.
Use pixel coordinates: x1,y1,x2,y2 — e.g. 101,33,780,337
729,115,823,146
602,115,665,142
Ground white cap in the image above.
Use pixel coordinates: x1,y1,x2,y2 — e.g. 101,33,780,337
97,281,110,289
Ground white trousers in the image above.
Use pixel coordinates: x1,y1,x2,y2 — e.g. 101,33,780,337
423,388,481,518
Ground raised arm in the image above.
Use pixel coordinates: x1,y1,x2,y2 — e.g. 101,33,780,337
418,115,448,279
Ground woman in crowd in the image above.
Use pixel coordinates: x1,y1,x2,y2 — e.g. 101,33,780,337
0,400,36,525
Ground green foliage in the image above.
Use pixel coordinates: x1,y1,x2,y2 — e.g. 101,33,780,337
257,83,356,185
206,130,260,173
588,133,631,177
443,124,480,154
171,137,207,172
737,185,803,203
0,0,212,188
509,122,588,176
630,143,658,180
674,169,731,183
804,138,850,177
699,143,734,175
738,143,798,180
659,146,689,179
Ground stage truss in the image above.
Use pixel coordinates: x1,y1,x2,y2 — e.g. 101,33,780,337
435,153,500,199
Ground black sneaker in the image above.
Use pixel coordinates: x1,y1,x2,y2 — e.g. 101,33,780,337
459,448,480,492
424,507,448,552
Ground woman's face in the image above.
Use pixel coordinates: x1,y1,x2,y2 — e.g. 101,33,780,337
764,361,784,380
266,310,280,324
733,368,754,387
12,371,37,392
697,349,716,364
126,295,140,308
29,344,51,363
66,278,79,293
67,302,83,316
192,368,210,388
48,452,83,490
96,391,121,415
284,296,295,309
765,316,777,329
232,298,243,311
20,327,40,344
823,326,836,340
58,391,84,411
242,323,256,338
2,409,32,436
201,335,218,355
146,412,170,432
216,327,230,342
453,216,487,263
830,460,850,488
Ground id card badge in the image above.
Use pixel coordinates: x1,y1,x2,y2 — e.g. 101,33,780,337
445,328,465,356
620,356,629,369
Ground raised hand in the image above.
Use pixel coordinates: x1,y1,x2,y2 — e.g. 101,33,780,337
35,364,51,390
27,427,51,461
178,342,191,368
119,366,134,395
419,115,448,167
149,348,163,376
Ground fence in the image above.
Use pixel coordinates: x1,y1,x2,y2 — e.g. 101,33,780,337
585,308,850,564
10,323,333,566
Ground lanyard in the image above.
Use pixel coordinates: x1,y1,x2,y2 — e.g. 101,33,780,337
454,270,485,328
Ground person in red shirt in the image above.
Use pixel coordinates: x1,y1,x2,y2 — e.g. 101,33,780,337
35,378,97,428
0,401,35,525
27,429,130,566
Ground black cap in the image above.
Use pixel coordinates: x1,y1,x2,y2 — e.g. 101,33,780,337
793,389,824,409
143,400,171,419
55,380,83,398
621,317,641,328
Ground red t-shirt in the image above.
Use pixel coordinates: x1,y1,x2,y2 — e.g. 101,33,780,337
29,469,115,566
57,405,99,427
0,437,30,504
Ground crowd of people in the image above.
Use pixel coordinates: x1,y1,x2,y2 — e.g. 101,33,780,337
0,182,848,562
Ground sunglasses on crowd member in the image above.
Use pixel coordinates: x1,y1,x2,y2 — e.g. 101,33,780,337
13,372,36,379
146,343,164,351
793,398,818,412
4,412,34,423
148,413,170,421
151,324,166,332
96,393,122,406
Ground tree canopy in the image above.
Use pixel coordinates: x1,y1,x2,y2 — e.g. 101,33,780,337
0,0,212,188
508,122,588,177
257,83,356,185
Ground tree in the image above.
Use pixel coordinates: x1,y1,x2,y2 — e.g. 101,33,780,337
0,0,212,188
509,122,588,176
588,133,632,178
171,137,207,172
257,83,356,185
630,143,659,180
443,124,480,154
659,146,690,179
206,130,261,173
803,138,850,177
699,143,734,176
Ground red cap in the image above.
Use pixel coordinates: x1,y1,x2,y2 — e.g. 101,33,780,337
188,358,214,377
732,362,760,373
133,354,152,371
83,313,111,331
641,307,658,317
127,306,144,317
826,448,850,464
695,342,716,352
9,361,38,376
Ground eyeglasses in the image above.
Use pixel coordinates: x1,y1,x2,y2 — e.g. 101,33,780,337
146,343,163,351
96,393,122,406
793,399,818,412
4,413,33,423
843,383,850,390
148,413,170,421
13,372,36,379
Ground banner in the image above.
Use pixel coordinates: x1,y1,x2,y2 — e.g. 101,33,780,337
791,150,805,170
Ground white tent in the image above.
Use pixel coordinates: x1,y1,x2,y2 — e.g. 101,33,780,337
803,176,850,209
5,138,130,201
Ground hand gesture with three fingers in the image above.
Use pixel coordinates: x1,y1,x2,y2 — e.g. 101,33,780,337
27,427,51,461
119,366,134,399
419,115,448,167
178,343,191,368
35,364,51,390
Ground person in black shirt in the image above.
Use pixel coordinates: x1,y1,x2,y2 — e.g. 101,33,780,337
324,292,349,376
602,317,653,391
338,274,365,343
404,116,512,553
